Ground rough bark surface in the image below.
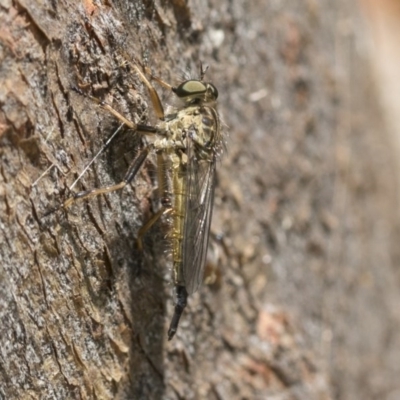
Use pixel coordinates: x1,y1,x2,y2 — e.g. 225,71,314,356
1,1,400,399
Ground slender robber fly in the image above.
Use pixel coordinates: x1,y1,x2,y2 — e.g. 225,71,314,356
60,62,224,340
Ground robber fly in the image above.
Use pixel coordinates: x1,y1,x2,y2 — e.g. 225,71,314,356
61,62,223,340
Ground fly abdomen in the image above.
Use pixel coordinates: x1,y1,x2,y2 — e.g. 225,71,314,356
171,158,187,287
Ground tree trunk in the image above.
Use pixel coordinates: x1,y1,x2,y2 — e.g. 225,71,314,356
1,1,399,399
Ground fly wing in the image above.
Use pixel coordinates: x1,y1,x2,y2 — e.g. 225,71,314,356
182,140,217,295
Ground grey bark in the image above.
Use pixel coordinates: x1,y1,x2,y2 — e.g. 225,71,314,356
1,1,400,399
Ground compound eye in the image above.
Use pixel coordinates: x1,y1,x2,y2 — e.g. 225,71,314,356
207,83,218,100
174,80,207,98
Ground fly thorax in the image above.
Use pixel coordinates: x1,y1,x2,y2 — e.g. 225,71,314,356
191,106,219,159
200,107,217,144
165,116,188,143
153,137,170,150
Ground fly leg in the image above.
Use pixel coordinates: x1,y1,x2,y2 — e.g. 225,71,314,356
66,67,174,212
131,63,166,120
42,83,162,218
136,151,173,251
71,86,138,129
132,63,179,121
62,145,150,209
136,205,172,252
132,203,172,280
66,84,166,207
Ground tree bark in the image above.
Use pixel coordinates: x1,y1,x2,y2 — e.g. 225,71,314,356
1,1,399,399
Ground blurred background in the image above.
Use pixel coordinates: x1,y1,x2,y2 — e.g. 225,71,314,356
360,0,400,186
